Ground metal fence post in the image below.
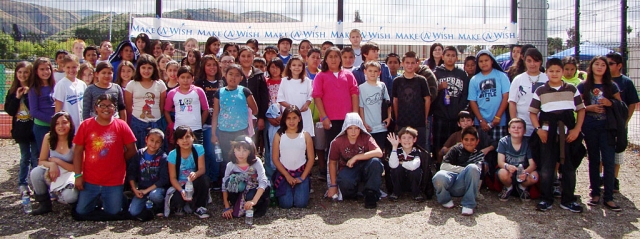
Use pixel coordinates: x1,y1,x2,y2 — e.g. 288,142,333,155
575,0,580,62
156,0,162,18
621,0,628,75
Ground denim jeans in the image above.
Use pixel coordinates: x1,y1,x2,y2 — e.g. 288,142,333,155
278,177,310,208
583,126,616,202
18,141,38,186
432,164,481,208
337,157,383,199
130,117,161,150
538,130,581,205
75,182,124,215
262,124,277,179
32,124,50,159
203,126,220,183
128,188,166,216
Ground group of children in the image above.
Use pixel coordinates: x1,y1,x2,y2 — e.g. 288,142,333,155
7,29,637,221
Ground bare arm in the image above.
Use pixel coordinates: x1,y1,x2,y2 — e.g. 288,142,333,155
351,94,359,113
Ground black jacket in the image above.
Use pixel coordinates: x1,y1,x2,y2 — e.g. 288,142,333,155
537,110,587,166
240,66,269,120
5,91,35,143
126,149,169,189
605,99,629,153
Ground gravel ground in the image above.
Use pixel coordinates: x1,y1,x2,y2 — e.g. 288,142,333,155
0,139,639,238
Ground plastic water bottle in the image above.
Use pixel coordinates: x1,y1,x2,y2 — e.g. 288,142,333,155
245,209,254,225
516,164,525,182
214,143,223,163
146,199,153,209
22,192,32,214
185,180,194,201
444,88,450,105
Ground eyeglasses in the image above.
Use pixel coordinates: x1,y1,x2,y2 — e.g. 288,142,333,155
96,104,116,109
221,61,234,64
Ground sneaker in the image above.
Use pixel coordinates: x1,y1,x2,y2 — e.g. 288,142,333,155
517,187,531,202
614,178,620,193
364,190,377,209
379,189,388,198
414,196,426,202
208,190,213,204
461,207,474,216
560,202,583,213
18,185,30,195
388,194,399,202
442,200,454,209
212,186,222,192
195,207,210,219
537,201,552,211
553,185,562,198
499,187,513,202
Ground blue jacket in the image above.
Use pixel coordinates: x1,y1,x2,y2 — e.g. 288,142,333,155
126,148,169,189
352,62,394,96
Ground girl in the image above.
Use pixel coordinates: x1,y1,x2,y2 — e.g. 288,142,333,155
305,48,322,80
6,61,37,193
135,33,152,55
211,64,258,169
167,125,209,218
109,40,139,82
312,47,359,177
263,58,285,177
156,54,171,82
298,40,312,63
577,56,623,211
115,60,135,89
219,52,235,77
29,112,78,215
246,38,260,57
562,56,587,86
184,38,199,53
162,41,176,58
507,44,537,81
127,128,168,218
125,54,167,149
28,57,57,160
77,63,94,85
271,105,314,208
223,43,240,60
195,55,224,185
424,43,444,70
96,41,113,65
73,94,137,216
164,66,209,144
221,135,270,219
165,60,180,91
82,62,127,121
238,46,269,135
204,36,222,56
277,55,314,138
151,40,163,58
183,49,202,75
508,48,548,137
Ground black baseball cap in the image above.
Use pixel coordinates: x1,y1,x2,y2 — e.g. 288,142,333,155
264,45,278,53
278,36,293,45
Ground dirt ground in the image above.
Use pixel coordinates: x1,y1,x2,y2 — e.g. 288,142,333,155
0,139,639,239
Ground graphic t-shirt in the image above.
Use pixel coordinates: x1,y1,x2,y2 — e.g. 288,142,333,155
138,151,162,188
509,72,548,136
167,144,205,183
165,85,209,130
73,118,136,186
266,78,282,105
392,75,430,127
125,80,167,123
432,66,470,120
196,79,223,125
497,135,532,168
358,82,390,133
577,82,620,127
467,69,511,126
53,77,87,132
215,86,253,132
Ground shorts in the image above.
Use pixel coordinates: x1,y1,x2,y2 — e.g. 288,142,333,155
313,122,326,150
615,151,625,165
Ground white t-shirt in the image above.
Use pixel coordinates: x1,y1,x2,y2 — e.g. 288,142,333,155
278,131,307,170
277,77,315,136
53,77,87,132
508,72,548,136
166,86,209,131
125,80,167,123
53,71,66,83
353,48,363,68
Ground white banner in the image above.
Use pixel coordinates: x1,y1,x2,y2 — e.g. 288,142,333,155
130,17,517,46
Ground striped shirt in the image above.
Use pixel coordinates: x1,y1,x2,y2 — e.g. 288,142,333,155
529,81,585,114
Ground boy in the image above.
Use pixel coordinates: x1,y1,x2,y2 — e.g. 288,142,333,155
529,58,585,212
83,46,98,67
127,128,169,218
392,51,431,150
53,54,87,132
496,118,539,202
432,46,470,156
305,48,322,80
358,61,392,149
253,57,267,76
432,126,483,215
263,46,278,64
72,39,86,63
388,127,424,202
96,41,113,65
440,111,495,164
277,37,293,65
54,50,69,82
352,41,394,95
320,41,334,57
467,50,510,143
605,52,639,192
385,53,401,79
464,56,476,78
508,48,548,138
341,47,356,71
349,29,364,67
500,44,522,71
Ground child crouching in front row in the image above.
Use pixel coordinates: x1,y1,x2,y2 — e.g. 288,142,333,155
387,127,424,202
496,118,539,202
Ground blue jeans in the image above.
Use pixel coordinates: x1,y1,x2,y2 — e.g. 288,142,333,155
32,124,49,159
203,126,219,183
432,164,481,209
75,182,124,215
130,117,161,150
128,188,166,216
18,141,38,186
583,126,616,202
263,124,278,179
278,177,310,208
337,157,383,199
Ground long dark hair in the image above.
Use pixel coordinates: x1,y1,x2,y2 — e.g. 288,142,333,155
135,33,152,55
321,47,342,72
204,36,221,55
173,125,196,162
134,54,160,81
196,54,222,81
508,44,536,79
277,105,303,135
9,61,32,95
582,56,616,106
49,111,74,150
229,135,257,165
267,58,285,78
283,54,305,81
29,57,56,96
427,43,444,70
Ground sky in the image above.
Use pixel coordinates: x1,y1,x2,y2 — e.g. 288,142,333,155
12,0,640,46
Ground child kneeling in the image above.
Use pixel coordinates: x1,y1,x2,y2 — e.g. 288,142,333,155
496,118,539,202
387,127,424,202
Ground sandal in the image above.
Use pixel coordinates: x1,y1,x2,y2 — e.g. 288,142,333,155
604,201,622,212
587,196,600,206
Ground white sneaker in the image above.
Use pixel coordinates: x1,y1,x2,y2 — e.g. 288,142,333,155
379,190,388,199
461,207,474,215
18,185,30,195
442,200,454,208
195,207,210,219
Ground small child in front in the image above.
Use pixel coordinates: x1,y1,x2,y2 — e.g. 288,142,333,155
496,118,539,202
387,127,424,202
127,128,168,219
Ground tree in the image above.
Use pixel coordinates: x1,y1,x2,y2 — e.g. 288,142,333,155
0,33,16,59
566,26,578,48
547,37,563,55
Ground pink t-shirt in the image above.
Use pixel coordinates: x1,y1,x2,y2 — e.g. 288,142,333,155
165,85,209,130
311,70,359,120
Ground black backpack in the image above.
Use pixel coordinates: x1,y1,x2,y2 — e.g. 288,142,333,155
175,146,200,177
